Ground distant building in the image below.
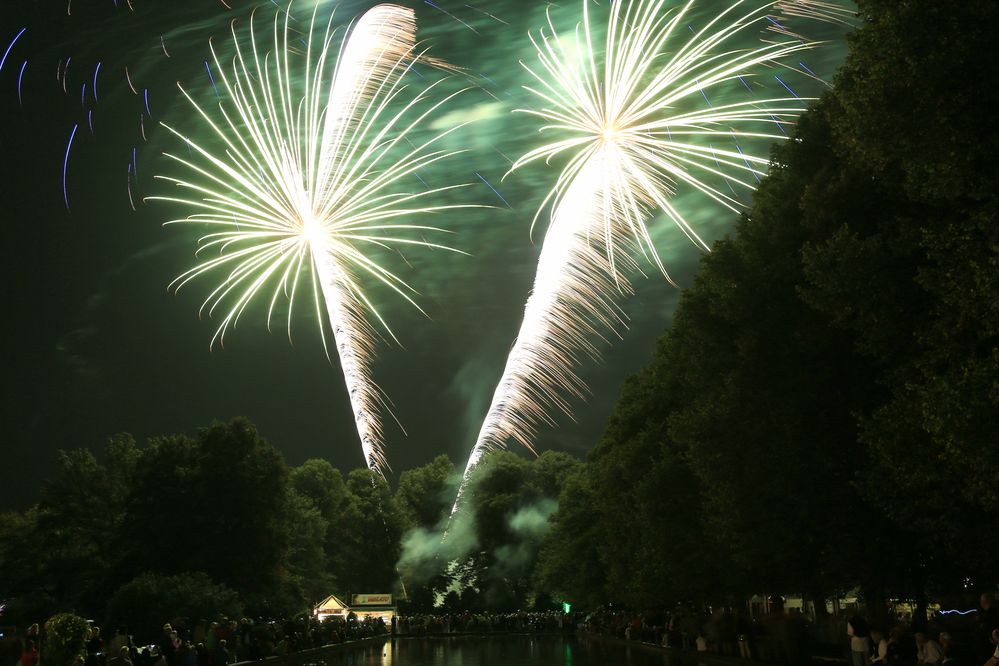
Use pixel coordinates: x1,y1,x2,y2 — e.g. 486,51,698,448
349,594,396,623
312,594,396,623
313,594,349,621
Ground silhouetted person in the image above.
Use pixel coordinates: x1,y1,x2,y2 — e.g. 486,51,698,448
981,594,999,663
870,629,888,664
884,627,905,666
215,639,232,665
19,640,39,666
937,632,962,665
159,624,178,666
915,632,943,664
984,628,999,666
107,629,129,659
108,646,132,666
86,626,104,666
848,615,870,666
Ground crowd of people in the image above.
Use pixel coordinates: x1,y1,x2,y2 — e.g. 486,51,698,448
394,611,572,635
583,606,799,660
837,594,999,666
2,615,390,666
6,594,999,665
581,594,999,666
2,610,575,666
133,615,389,664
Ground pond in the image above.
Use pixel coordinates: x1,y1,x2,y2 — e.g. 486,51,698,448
297,635,685,666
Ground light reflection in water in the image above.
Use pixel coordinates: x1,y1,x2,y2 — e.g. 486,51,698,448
300,636,672,665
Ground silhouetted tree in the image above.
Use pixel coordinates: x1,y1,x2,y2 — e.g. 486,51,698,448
395,454,456,531
340,469,404,594
119,418,290,607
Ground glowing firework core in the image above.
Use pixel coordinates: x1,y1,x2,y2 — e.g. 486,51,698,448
452,0,825,515
152,4,473,476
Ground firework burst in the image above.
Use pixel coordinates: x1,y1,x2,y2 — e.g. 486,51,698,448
150,3,472,477
453,0,827,510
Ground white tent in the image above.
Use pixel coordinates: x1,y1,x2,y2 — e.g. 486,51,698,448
313,594,349,621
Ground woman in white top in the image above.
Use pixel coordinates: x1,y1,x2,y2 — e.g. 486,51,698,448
847,616,871,666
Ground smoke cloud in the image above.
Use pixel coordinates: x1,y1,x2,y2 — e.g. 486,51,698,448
396,486,560,607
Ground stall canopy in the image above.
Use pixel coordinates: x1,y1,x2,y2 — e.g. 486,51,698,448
350,594,396,623
313,593,396,623
313,594,349,621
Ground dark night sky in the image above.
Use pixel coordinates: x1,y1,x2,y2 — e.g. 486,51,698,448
0,0,848,510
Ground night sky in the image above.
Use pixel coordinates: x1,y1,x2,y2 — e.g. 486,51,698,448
0,0,849,510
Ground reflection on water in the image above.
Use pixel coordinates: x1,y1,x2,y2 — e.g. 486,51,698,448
299,635,679,666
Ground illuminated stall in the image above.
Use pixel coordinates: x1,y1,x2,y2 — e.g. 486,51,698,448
349,594,396,623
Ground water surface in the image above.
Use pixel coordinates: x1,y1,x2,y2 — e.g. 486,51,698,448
302,635,675,666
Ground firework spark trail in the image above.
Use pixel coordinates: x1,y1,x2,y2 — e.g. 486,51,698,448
764,1,856,41
0,27,27,73
15,1,300,210
149,3,474,477
17,61,27,106
452,154,640,511
63,123,79,211
450,0,826,518
773,0,855,26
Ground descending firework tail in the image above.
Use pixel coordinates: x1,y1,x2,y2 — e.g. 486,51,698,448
772,1,855,27
148,3,475,477
451,160,643,516
451,0,824,516
764,1,856,41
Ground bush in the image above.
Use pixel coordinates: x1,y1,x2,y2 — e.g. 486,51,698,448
106,572,242,643
43,613,90,666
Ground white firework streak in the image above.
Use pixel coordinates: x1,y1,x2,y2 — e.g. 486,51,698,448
148,4,474,477
765,1,856,42
451,0,822,515
452,154,642,513
773,0,856,26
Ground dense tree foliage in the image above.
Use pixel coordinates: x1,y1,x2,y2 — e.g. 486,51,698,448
395,454,455,531
105,572,243,641
284,487,334,604
0,417,579,628
42,613,90,666
0,419,462,629
2,0,995,633
118,420,290,605
536,0,998,611
341,469,405,593
800,0,999,587
462,451,579,611
289,458,354,596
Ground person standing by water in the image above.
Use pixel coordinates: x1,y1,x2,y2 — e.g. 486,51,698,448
107,628,129,659
19,640,38,666
847,615,870,666
983,628,999,666
107,646,131,666
869,629,888,664
914,632,944,664
980,594,999,663
85,626,104,666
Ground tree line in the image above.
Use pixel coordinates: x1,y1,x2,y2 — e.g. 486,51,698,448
536,0,999,618
2,0,996,640
0,419,394,637
0,417,581,639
